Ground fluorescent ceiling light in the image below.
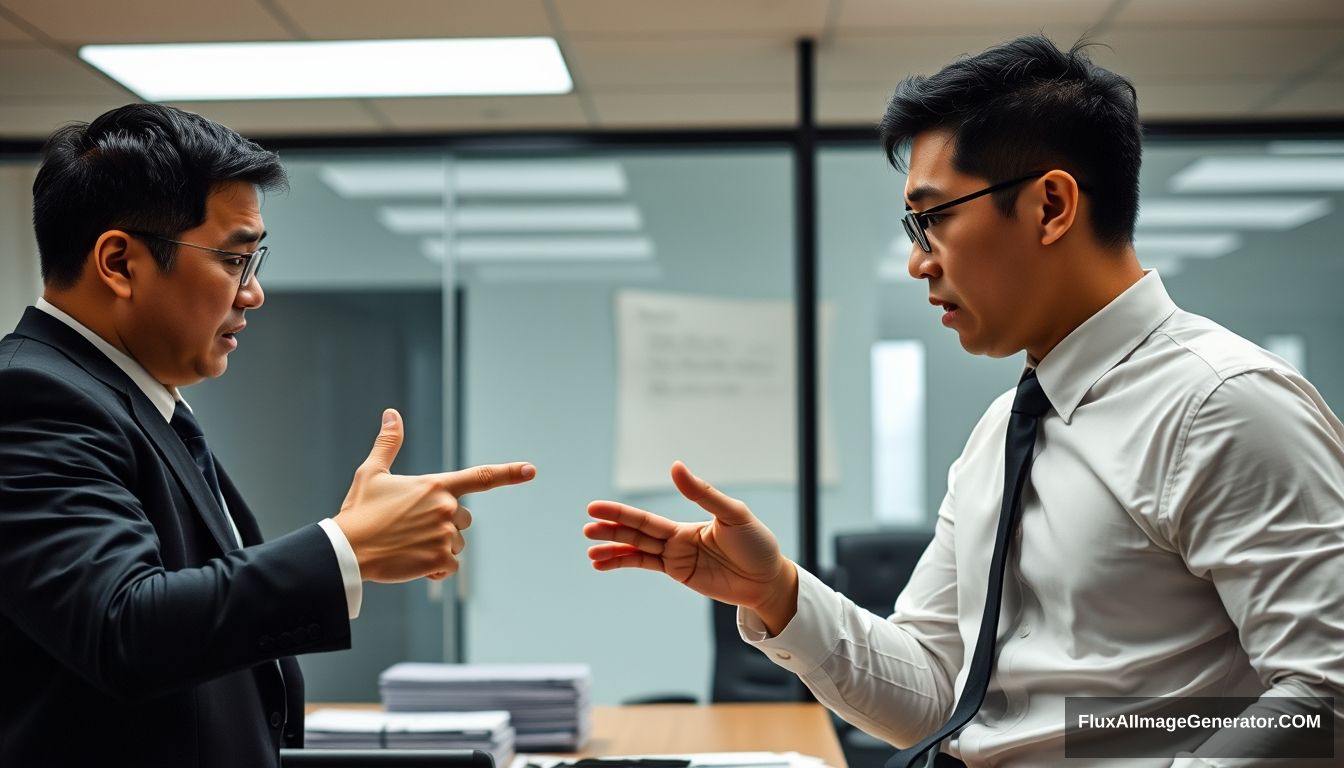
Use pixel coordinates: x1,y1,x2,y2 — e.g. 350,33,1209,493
472,263,664,284
320,163,444,198
1133,233,1242,258
79,37,571,100
318,161,627,198
1137,198,1331,229
1170,157,1344,191
423,236,655,263
380,204,643,234
381,206,445,234
457,204,641,231
454,162,627,197
1267,141,1344,155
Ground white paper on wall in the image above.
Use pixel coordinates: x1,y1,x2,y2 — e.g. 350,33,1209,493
613,289,838,492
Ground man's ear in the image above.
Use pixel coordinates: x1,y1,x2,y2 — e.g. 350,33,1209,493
92,230,136,300
1036,170,1081,247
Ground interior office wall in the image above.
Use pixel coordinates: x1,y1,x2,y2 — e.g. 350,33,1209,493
0,162,41,330
186,290,446,701
459,150,796,705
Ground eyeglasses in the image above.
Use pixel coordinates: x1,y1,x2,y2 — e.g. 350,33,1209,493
126,230,268,288
902,171,1047,253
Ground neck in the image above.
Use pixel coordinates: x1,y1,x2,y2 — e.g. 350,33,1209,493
41,286,134,359
1025,245,1145,362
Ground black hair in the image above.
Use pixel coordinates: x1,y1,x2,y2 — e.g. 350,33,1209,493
32,103,288,288
879,34,1142,248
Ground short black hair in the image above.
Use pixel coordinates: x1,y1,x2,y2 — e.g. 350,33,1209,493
32,103,288,288
879,34,1142,248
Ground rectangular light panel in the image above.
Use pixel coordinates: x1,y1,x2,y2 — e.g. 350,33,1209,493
1136,198,1331,229
381,204,643,234
80,38,572,100
1170,157,1344,191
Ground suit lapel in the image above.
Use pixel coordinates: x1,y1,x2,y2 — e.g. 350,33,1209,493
217,462,263,546
13,307,238,555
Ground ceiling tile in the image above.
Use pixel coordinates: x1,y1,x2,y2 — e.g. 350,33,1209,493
1,0,292,43
835,0,1112,31
162,100,385,137
589,88,794,128
569,37,793,88
1088,27,1344,79
818,31,1099,85
554,0,827,36
1261,76,1344,116
372,95,590,131
0,13,35,42
273,0,553,38
1127,77,1284,119
0,46,132,98
818,86,890,125
1115,0,1344,24
0,97,131,138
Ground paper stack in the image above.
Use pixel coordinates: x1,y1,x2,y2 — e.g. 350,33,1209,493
380,663,592,750
304,708,515,765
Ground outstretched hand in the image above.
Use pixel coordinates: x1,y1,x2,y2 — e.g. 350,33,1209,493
584,461,798,628
336,408,535,583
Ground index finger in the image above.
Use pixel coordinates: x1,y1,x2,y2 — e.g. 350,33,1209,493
439,462,536,495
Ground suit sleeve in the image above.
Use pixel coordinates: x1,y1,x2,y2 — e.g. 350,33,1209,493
0,365,351,700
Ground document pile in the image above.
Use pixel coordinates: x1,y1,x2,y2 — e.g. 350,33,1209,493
381,662,592,750
304,709,515,765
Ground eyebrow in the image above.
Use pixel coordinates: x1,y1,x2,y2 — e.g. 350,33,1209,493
904,184,943,210
225,229,268,247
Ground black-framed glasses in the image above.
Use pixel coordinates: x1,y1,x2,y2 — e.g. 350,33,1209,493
902,171,1047,253
126,230,268,288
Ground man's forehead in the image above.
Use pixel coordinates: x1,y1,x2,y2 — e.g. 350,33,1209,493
903,130,961,202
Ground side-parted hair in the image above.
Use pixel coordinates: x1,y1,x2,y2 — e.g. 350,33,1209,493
879,34,1142,248
32,103,288,288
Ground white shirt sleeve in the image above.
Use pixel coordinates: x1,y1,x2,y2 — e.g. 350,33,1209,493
317,517,364,620
1162,369,1344,764
737,566,958,748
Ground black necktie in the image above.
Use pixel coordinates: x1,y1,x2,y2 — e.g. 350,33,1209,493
170,401,226,513
885,369,1052,768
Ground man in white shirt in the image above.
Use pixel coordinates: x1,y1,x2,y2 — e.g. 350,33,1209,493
0,103,535,767
582,35,1344,767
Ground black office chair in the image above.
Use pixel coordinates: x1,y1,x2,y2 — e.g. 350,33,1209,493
828,530,934,768
710,597,806,703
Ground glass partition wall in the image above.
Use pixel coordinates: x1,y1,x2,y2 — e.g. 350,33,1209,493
12,131,1337,704
817,136,1344,585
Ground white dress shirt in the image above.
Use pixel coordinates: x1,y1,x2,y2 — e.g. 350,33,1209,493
35,298,363,619
741,272,1344,766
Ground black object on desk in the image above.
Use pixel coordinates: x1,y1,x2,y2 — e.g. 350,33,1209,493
281,749,495,767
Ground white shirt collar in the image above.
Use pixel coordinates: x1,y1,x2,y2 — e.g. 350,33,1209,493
1034,269,1179,424
34,297,182,423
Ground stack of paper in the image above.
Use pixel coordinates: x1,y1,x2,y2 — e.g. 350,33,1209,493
304,708,515,765
380,663,592,750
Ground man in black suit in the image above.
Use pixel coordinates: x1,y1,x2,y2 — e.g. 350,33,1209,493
0,104,536,767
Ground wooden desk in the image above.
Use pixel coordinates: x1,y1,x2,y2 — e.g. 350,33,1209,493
305,703,846,768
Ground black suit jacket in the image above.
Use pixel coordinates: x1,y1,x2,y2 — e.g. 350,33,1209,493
0,307,352,767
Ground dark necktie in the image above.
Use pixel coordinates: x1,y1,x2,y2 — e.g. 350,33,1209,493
885,369,1052,768
170,401,226,513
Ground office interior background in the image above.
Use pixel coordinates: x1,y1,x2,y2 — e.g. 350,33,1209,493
2,0,1343,710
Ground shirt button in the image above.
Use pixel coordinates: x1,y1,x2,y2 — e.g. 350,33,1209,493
270,712,284,728
775,652,792,661
1018,624,1031,638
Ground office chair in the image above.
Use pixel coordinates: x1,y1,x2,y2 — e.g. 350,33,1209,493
710,597,806,703
828,530,934,768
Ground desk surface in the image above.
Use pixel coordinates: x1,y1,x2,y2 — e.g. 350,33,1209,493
305,703,846,768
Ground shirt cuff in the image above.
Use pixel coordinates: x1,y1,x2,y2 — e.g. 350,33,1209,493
318,518,363,619
737,566,845,676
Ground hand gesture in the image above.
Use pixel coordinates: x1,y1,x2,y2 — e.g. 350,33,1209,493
336,409,535,583
585,461,797,624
